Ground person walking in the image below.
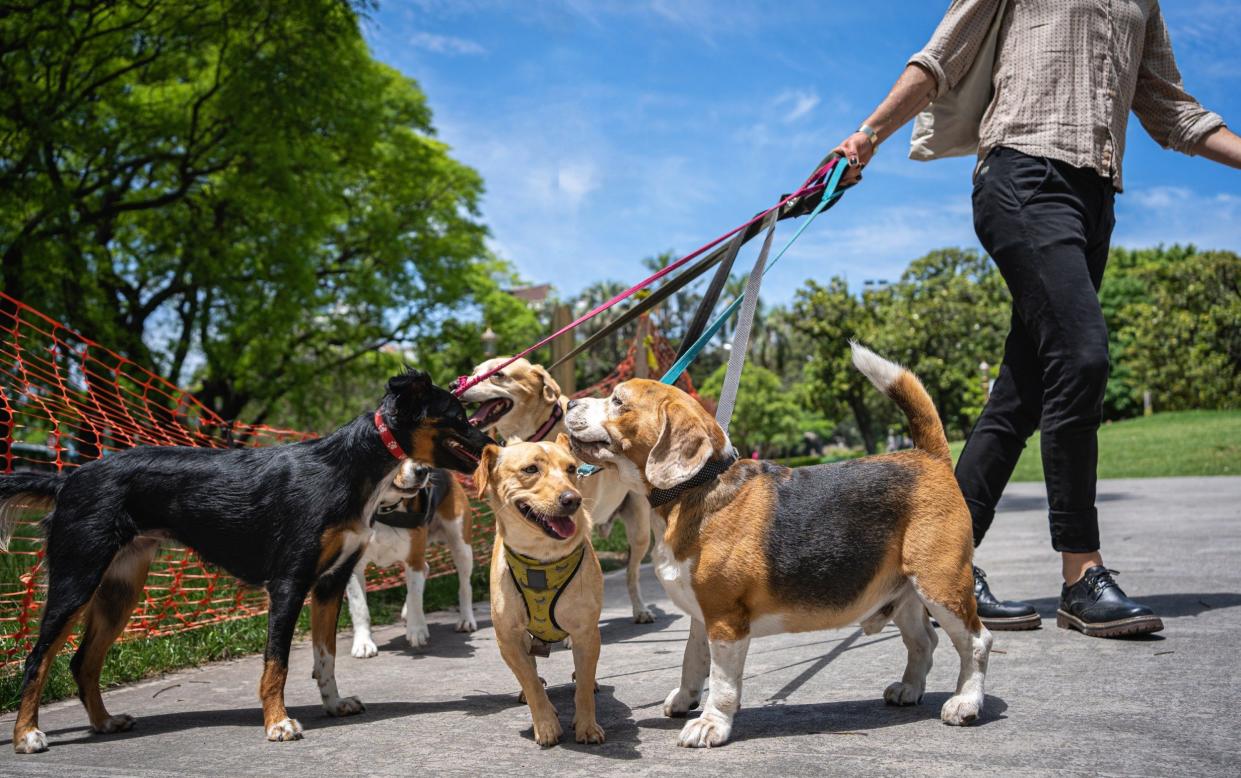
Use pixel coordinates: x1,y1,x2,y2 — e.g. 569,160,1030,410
833,0,1240,638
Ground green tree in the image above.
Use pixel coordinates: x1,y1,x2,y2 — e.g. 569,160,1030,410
871,248,1010,439
699,363,806,458
0,0,535,428
791,277,894,454
1113,248,1240,411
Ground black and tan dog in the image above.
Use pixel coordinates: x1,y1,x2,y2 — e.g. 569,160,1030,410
564,343,992,747
474,436,606,747
0,370,493,754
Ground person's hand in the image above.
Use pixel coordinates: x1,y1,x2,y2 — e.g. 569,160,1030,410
831,130,877,185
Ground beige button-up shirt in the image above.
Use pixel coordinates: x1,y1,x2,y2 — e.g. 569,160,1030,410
909,0,1224,190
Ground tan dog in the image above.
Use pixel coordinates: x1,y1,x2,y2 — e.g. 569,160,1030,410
475,436,606,747
564,343,992,747
460,357,654,624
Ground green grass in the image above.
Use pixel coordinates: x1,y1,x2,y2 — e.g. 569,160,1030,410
0,571,489,714
948,409,1241,482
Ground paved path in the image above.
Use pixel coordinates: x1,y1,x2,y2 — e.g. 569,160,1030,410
2,477,1239,776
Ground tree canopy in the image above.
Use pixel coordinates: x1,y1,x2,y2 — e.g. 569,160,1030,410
1,0,538,430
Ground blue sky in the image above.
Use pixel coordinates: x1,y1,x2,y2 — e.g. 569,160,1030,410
363,1,1241,304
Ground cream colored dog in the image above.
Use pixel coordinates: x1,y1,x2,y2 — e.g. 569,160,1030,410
460,357,653,624
475,436,606,747
564,344,992,748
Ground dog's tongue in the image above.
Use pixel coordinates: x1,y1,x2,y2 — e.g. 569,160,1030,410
468,398,503,426
548,515,576,539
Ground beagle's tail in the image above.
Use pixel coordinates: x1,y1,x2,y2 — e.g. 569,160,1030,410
0,472,63,551
849,342,951,462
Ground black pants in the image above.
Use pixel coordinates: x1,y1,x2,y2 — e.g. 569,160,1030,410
956,147,1116,553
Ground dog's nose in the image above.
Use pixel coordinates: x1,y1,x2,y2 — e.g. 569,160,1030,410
567,399,579,412
558,491,582,512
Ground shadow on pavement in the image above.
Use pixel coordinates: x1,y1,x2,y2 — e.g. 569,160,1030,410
19,697,515,750
375,619,484,659
505,682,640,760
635,693,1008,742
996,490,1131,513
1023,592,1241,619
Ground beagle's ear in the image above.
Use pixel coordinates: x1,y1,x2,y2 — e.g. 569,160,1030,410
554,432,572,454
645,401,715,490
533,364,561,404
474,445,501,499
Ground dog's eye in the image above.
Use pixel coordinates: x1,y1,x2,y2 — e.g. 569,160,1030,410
522,464,539,475
566,465,577,476
611,395,623,406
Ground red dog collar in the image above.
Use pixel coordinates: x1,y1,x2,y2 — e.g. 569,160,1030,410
374,408,407,460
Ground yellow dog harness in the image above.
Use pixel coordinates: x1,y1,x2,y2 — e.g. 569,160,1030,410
503,543,586,650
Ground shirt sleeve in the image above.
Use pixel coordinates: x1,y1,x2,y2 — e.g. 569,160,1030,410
1131,5,1225,154
907,0,1004,100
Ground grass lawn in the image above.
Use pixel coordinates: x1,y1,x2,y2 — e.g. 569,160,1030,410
947,409,1241,482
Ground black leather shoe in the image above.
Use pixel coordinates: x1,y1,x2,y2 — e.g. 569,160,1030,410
1057,566,1164,638
974,566,1041,630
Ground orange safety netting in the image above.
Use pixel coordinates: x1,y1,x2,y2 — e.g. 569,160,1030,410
0,292,495,670
573,313,710,411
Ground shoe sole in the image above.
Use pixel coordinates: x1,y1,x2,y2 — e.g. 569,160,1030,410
980,613,1043,631
1056,610,1164,638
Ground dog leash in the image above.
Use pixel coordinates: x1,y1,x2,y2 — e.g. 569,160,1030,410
660,155,849,432
453,156,843,397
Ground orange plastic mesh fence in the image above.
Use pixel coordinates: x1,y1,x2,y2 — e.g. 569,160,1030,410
0,292,495,671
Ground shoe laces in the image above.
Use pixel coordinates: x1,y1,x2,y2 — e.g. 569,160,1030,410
1084,567,1120,594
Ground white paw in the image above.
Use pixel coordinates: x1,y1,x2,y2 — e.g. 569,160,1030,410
563,635,573,650
677,714,732,748
633,606,655,624
325,695,365,717
883,681,924,706
455,613,478,633
663,687,701,718
406,623,430,647
351,636,378,658
13,729,48,754
941,694,982,726
266,717,304,742
92,713,136,734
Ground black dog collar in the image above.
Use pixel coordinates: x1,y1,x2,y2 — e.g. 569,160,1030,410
647,454,737,508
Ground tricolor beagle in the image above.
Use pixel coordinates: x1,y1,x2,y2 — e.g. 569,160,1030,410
564,343,992,747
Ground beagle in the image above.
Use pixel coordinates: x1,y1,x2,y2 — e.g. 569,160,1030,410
564,343,992,748
344,459,476,657
459,357,655,624
475,436,606,747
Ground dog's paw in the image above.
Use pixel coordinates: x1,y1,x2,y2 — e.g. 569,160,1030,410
13,728,48,754
532,711,563,747
265,717,304,742
883,681,924,706
677,714,731,748
574,718,606,744
662,687,701,718
940,694,982,726
406,624,430,648
455,614,478,633
633,606,655,624
351,635,378,658
92,713,136,734
325,696,365,717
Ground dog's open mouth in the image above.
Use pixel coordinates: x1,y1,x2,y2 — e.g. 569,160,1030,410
568,437,610,466
444,437,480,465
468,398,513,428
517,501,577,539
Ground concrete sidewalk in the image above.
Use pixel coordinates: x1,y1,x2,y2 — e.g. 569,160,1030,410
2,477,1239,776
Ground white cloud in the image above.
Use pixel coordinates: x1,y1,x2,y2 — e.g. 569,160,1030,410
556,162,601,206
409,31,486,56
1115,184,1241,253
776,89,820,124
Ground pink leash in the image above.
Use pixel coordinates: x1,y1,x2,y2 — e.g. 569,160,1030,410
453,157,841,396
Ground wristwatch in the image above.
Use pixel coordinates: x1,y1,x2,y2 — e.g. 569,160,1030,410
856,124,879,148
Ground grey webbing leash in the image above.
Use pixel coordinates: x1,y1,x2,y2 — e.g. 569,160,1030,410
714,205,779,430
